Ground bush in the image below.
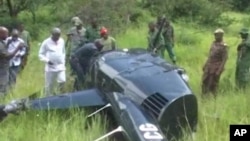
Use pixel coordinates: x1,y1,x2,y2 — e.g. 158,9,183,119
142,0,229,26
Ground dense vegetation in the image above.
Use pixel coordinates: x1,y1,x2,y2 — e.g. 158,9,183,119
0,0,250,141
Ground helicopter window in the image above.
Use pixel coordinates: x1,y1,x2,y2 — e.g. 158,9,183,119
97,70,111,92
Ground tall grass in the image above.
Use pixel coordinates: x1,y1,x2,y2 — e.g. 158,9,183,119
0,12,250,141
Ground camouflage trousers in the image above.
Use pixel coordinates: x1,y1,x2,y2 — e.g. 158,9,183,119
235,65,250,89
0,69,9,97
165,43,176,63
201,72,221,96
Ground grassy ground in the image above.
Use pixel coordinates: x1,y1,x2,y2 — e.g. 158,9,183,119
0,12,250,141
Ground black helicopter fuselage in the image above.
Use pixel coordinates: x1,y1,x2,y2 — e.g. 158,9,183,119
0,49,198,141
86,49,198,141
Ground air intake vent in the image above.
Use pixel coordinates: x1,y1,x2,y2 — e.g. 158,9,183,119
141,93,169,118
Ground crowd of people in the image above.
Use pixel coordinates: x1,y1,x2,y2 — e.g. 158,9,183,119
0,15,250,97
0,23,30,97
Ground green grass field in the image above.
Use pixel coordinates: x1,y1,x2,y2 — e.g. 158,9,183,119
0,12,250,141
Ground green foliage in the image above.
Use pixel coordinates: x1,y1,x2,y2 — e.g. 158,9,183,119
0,17,20,31
142,0,230,26
231,0,250,11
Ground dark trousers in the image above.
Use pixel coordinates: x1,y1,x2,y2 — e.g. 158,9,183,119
202,72,221,96
69,58,87,91
9,66,20,88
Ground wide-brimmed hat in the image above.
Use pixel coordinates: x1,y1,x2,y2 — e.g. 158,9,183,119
74,20,83,26
214,28,224,34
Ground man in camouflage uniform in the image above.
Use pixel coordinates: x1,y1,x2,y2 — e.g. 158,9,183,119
85,18,100,43
0,27,23,96
157,17,176,64
17,23,31,72
235,28,250,89
202,29,228,96
67,19,86,56
147,21,165,58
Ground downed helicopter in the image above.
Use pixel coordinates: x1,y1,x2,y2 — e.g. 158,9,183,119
0,48,198,141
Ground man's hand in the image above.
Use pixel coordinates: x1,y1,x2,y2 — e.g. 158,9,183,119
48,61,53,65
17,43,25,49
153,48,158,54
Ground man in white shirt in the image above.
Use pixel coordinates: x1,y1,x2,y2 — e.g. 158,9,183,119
38,28,66,96
6,29,26,87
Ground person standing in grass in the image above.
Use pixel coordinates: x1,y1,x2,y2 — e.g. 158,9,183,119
235,28,250,89
202,28,228,96
0,27,23,97
38,28,66,96
17,22,31,72
6,29,26,87
162,19,177,64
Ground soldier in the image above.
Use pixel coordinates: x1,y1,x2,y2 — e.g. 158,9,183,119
70,39,103,90
67,19,86,56
202,28,228,96
17,23,31,71
162,19,176,64
0,27,23,96
85,18,100,43
147,21,165,58
99,27,116,51
235,28,250,89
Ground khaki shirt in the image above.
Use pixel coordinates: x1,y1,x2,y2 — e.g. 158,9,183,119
99,36,116,51
19,30,30,47
204,41,228,74
67,27,86,52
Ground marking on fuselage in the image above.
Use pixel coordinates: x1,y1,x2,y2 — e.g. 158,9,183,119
139,123,164,140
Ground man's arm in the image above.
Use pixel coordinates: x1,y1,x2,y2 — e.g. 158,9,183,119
38,40,49,63
171,25,174,43
217,44,228,74
61,39,66,63
0,43,23,59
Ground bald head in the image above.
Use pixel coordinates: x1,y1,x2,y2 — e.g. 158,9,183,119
0,26,9,40
94,39,103,51
51,27,61,41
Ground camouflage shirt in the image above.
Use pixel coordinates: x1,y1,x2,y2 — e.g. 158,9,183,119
162,25,174,44
85,27,100,43
19,30,30,47
237,38,250,63
67,27,86,52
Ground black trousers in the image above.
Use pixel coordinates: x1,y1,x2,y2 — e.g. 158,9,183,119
69,58,88,90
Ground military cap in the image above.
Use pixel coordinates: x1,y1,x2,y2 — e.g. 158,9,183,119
71,17,80,23
214,28,224,34
239,28,249,34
